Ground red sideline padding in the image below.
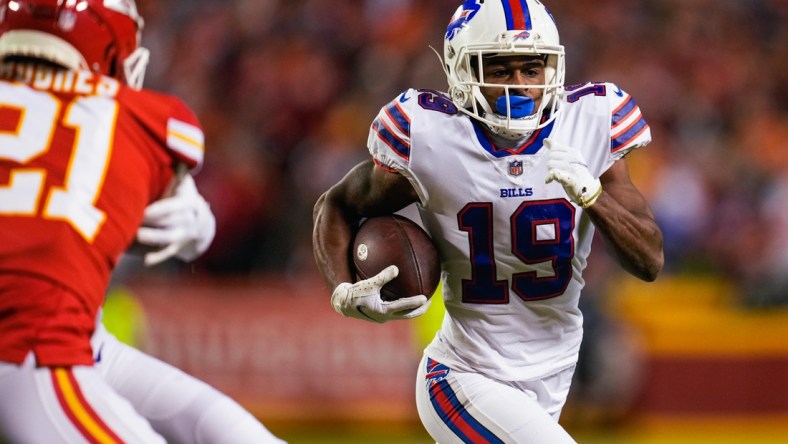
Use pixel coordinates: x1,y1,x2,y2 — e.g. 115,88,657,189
129,277,424,422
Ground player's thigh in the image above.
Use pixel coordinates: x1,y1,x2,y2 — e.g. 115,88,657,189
94,325,285,444
95,325,238,421
415,356,576,444
0,355,164,443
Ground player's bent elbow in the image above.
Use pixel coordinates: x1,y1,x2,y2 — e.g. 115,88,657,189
313,189,349,224
641,264,662,282
637,251,664,282
313,192,328,223
635,227,665,282
650,252,665,281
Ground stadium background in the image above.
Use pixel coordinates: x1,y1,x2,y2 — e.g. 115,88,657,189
106,0,788,442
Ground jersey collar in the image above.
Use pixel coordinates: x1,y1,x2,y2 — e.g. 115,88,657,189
471,117,554,158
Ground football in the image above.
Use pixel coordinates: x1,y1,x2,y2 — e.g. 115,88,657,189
353,214,440,301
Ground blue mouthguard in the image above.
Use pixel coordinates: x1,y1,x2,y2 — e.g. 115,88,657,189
495,95,534,118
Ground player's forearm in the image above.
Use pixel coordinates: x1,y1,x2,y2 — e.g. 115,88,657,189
312,191,359,289
586,192,664,281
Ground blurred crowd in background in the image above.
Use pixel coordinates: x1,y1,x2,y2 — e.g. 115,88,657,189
128,0,787,307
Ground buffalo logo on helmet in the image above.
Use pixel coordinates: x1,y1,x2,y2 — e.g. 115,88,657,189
513,30,531,40
445,0,482,41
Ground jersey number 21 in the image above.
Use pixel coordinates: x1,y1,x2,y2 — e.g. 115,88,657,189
0,83,115,242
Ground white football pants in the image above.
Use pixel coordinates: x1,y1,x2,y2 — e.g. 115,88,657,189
0,352,166,443
92,322,286,444
415,354,577,443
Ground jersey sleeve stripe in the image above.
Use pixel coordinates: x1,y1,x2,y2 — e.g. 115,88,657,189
611,119,650,153
612,107,640,135
372,118,411,160
611,104,642,135
611,95,637,126
51,368,123,443
384,101,411,136
611,93,650,152
167,118,204,165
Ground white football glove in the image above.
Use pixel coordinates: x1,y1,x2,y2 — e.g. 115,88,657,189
331,265,431,323
544,138,602,208
136,174,216,266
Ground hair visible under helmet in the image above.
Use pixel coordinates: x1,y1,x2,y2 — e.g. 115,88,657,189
0,0,149,89
443,0,565,139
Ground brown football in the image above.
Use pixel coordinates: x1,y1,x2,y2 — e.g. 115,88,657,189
352,214,440,301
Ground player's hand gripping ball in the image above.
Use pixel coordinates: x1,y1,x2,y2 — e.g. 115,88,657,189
353,215,440,301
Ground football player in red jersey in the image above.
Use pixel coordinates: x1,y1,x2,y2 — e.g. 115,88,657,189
0,1,283,442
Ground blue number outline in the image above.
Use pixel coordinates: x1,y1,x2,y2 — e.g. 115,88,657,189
458,199,575,303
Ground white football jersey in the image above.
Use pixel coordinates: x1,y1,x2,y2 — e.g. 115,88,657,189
368,82,651,382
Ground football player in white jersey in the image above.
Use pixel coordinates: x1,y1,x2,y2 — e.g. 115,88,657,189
313,0,664,442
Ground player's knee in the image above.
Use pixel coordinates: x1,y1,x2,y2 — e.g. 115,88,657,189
192,391,285,444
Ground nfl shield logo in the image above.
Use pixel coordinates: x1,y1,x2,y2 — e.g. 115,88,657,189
508,160,523,176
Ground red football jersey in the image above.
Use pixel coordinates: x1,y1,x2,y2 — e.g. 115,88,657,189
0,64,204,365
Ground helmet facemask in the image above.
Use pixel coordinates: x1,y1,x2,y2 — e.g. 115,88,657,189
105,0,149,89
122,45,149,89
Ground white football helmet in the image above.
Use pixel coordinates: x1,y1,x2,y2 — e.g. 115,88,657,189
443,0,565,139
0,0,149,89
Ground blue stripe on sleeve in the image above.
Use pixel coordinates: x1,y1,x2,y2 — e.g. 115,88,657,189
385,102,411,136
611,97,637,126
372,119,410,160
611,117,648,152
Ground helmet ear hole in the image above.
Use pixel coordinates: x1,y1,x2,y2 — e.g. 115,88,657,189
107,59,118,77
104,45,118,77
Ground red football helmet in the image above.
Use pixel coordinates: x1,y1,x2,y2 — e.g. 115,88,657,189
0,0,149,88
